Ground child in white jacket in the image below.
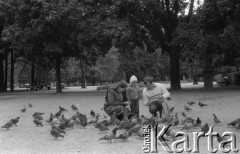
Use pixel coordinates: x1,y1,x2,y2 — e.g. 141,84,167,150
126,75,142,118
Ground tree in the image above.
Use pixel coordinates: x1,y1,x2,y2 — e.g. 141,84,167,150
94,46,120,82
111,0,195,90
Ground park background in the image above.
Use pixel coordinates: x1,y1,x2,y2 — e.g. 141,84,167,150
0,0,240,154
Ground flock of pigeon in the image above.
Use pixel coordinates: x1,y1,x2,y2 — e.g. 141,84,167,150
166,101,240,143
0,102,148,142
1,100,240,145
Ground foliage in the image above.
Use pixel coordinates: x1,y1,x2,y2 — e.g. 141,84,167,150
93,46,120,82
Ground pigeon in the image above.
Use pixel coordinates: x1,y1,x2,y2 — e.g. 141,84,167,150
97,120,108,127
90,110,96,118
59,106,67,112
58,122,67,130
33,112,44,117
166,129,177,141
137,127,145,137
28,102,32,107
169,107,174,113
235,122,240,130
185,117,195,124
213,114,221,124
68,119,76,128
182,112,187,117
70,115,77,121
187,101,196,106
71,104,78,110
118,121,135,130
198,102,207,107
76,117,81,125
216,133,227,143
88,114,100,124
181,123,192,131
184,105,192,111
76,111,83,117
51,128,64,139
46,113,54,123
201,123,209,135
196,117,201,126
216,134,229,148
54,110,62,118
33,114,43,121
95,123,109,132
20,106,27,112
129,124,141,135
79,115,88,127
60,114,67,123
116,130,132,141
10,117,20,125
1,121,13,129
227,119,240,127
34,118,43,126
99,127,118,142
112,118,121,126
172,113,179,126
51,125,66,134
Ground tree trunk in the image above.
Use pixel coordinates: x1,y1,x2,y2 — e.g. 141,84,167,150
10,50,14,92
31,57,35,87
169,47,181,90
55,55,62,93
203,65,213,89
193,62,198,85
4,52,8,91
91,77,96,86
80,59,86,88
0,17,5,92
203,70,213,89
0,54,4,92
203,49,213,89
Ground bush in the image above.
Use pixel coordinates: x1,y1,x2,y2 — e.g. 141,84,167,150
96,84,114,90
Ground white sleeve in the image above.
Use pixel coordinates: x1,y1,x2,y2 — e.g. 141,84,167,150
142,88,148,106
160,84,170,99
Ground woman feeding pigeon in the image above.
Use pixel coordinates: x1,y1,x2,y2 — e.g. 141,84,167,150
142,76,171,119
103,81,131,121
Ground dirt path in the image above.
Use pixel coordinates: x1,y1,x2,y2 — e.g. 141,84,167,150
0,88,240,154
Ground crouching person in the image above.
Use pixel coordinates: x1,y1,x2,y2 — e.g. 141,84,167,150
103,81,130,121
142,76,171,119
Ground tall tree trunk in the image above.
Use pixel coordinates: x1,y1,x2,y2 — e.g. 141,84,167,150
0,54,4,92
203,69,213,89
193,61,198,85
203,62,213,89
31,57,35,87
0,16,5,92
203,47,213,89
80,59,86,88
4,52,8,91
10,50,14,92
55,55,62,93
91,77,96,86
169,47,181,90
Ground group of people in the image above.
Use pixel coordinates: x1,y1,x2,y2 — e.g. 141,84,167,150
103,75,171,121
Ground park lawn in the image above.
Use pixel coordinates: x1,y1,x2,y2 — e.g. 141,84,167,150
0,87,240,154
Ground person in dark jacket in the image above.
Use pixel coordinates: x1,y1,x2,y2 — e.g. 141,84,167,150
103,81,130,121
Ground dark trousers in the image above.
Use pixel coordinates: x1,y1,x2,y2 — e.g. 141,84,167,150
149,101,163,118
130,99,139,117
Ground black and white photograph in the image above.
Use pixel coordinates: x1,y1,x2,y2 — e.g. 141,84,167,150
0,0,240,153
